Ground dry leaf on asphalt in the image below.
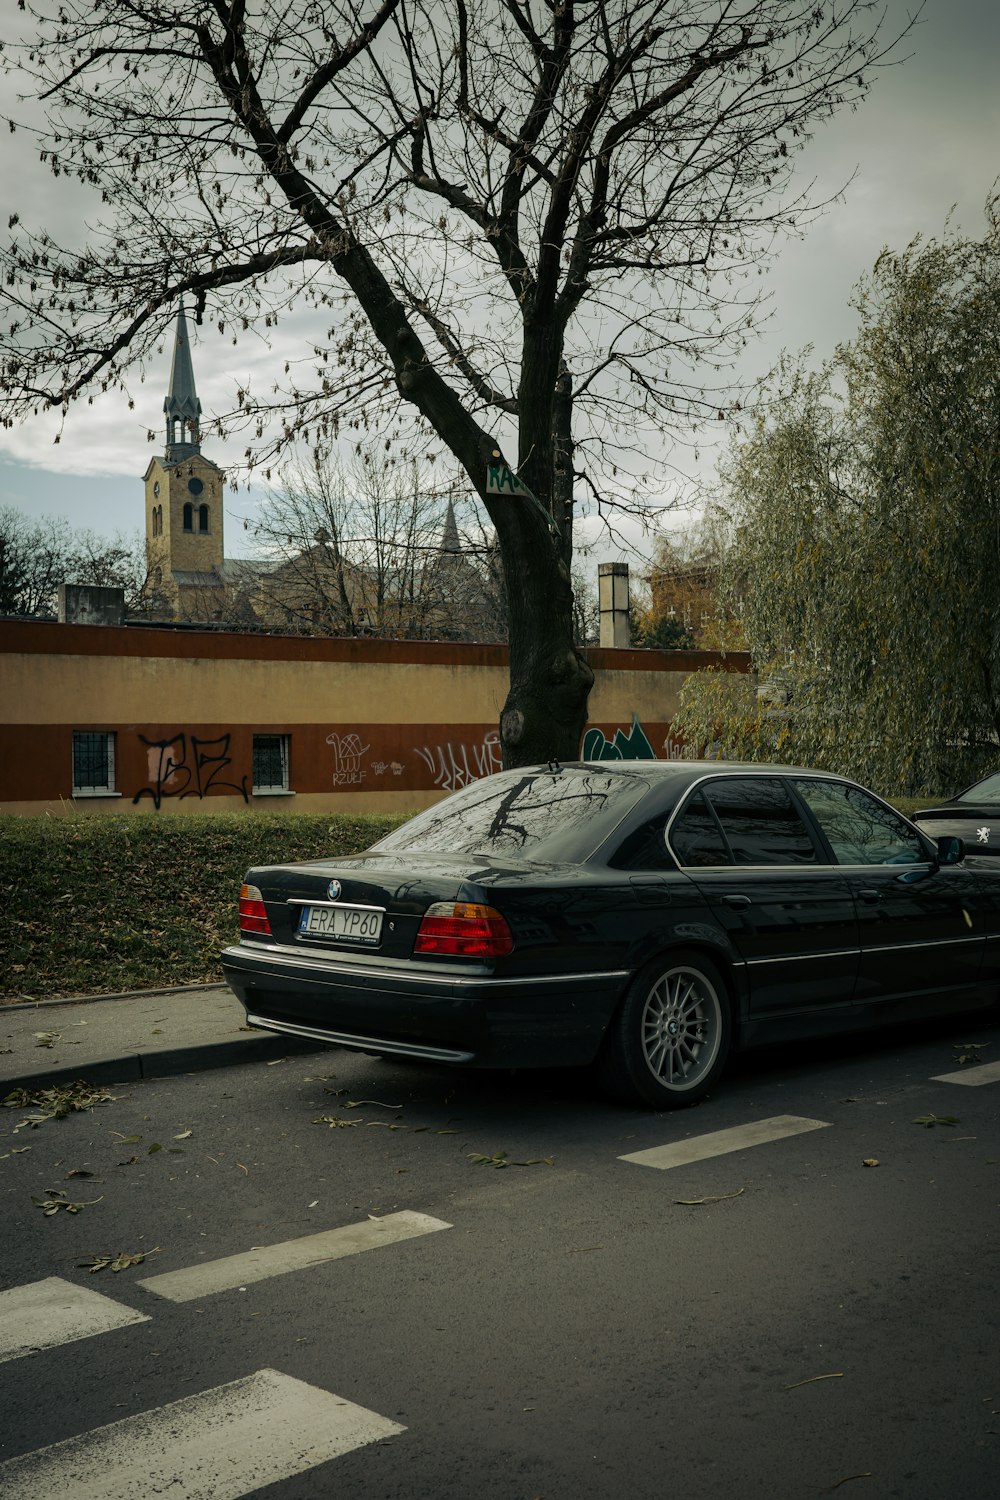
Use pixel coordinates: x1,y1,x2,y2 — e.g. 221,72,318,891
784,1372,844,1390
78,1248,160,1274
674,1188,745,1205
468,1150,554,1168
32,1189,103,1216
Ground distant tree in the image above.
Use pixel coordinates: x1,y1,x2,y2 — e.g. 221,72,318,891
632,614,696,650
0,0,910,763
71,527,155,614
0,509,69,617
0,505,151,617
673,200,1000,796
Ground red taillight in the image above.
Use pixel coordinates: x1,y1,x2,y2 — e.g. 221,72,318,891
413,902,513,957
239,883,273,937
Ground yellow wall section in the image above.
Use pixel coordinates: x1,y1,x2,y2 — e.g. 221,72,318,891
4,653,508,725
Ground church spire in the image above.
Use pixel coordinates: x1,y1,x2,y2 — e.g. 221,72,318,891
440,496,461,554
163,300,202,463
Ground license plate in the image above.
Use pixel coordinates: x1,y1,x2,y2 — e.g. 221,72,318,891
298,904,383,944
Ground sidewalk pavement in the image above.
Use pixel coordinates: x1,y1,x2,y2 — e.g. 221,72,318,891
1,985,320,1096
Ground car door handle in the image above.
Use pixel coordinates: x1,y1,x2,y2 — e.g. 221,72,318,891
858,889,882,904
722,894,752,910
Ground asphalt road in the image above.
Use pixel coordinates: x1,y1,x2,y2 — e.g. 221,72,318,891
2,1016,999,1499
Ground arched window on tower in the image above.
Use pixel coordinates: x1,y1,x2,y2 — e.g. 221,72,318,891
198,504,209,533
183,503,194,532
158,505,163,534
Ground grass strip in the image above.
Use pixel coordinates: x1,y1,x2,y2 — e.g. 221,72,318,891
0,812,404,1001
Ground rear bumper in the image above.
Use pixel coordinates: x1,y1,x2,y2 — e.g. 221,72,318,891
220,942,629,1069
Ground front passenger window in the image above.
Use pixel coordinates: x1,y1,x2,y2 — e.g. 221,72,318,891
793,779,926,865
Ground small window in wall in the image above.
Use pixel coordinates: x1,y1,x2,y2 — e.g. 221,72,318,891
198,503,209,532
252,734,291,794
183,502,194,531
72,731,118,796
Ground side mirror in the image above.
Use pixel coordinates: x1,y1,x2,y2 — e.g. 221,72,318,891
936,835,965,865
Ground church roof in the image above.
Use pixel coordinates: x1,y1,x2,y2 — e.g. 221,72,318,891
172,570,225,588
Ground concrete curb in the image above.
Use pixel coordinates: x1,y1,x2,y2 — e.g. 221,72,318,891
1,982,223,1014
2,1032,324,1097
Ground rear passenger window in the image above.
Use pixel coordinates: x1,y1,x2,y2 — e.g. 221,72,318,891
669,791,731,867
706,778,819,865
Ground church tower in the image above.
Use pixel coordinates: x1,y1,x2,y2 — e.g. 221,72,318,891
143,303,226,618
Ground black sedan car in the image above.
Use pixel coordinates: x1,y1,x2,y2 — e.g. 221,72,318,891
220,761,1000,1109
912,771,1000,856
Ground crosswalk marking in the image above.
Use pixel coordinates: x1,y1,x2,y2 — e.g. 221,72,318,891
137,1209,452,1303
0,1367,404,1499
619,1114,831,1170
0,1277,149,1365
931,1060,1000,1087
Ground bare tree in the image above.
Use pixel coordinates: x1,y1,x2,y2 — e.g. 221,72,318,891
0,1,909,762
0,505,150,616
251,449,502,638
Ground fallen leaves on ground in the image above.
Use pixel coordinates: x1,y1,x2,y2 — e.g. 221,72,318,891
78,1248,160,1273
673,1187,745,1205
954,1042,988,1065
913,1113,959,1128
4,1081,117,1128
467,1150,554,1169
784,1372,844,1390
32,1188,103,1216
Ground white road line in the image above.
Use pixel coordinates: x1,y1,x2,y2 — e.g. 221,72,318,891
620,1114,831,1171
931,1059,1000,1087
137,1209,451,1303
0,1277,149,1365
0,1367,404,1500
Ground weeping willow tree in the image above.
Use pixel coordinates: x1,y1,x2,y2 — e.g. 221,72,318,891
673,199,1000,796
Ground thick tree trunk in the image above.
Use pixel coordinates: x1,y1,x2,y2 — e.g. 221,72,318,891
492,327,593,766
495,499,594,768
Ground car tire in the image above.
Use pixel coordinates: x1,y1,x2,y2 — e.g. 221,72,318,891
596,950,732,1109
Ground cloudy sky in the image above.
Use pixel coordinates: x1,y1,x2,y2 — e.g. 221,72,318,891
0,0,997,564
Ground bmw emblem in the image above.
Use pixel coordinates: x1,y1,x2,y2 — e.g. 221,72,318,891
327,880,342,901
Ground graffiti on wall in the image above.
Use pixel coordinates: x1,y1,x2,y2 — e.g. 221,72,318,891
662,735,692,761
326,732,370,786
132,732,250,807
582,714,657,762
414,731,503,792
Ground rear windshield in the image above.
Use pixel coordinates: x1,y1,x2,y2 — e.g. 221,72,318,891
959,773,1000,803
371,766,651,861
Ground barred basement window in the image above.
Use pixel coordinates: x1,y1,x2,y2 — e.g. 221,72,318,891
252,734,291,794
72,731,117,795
